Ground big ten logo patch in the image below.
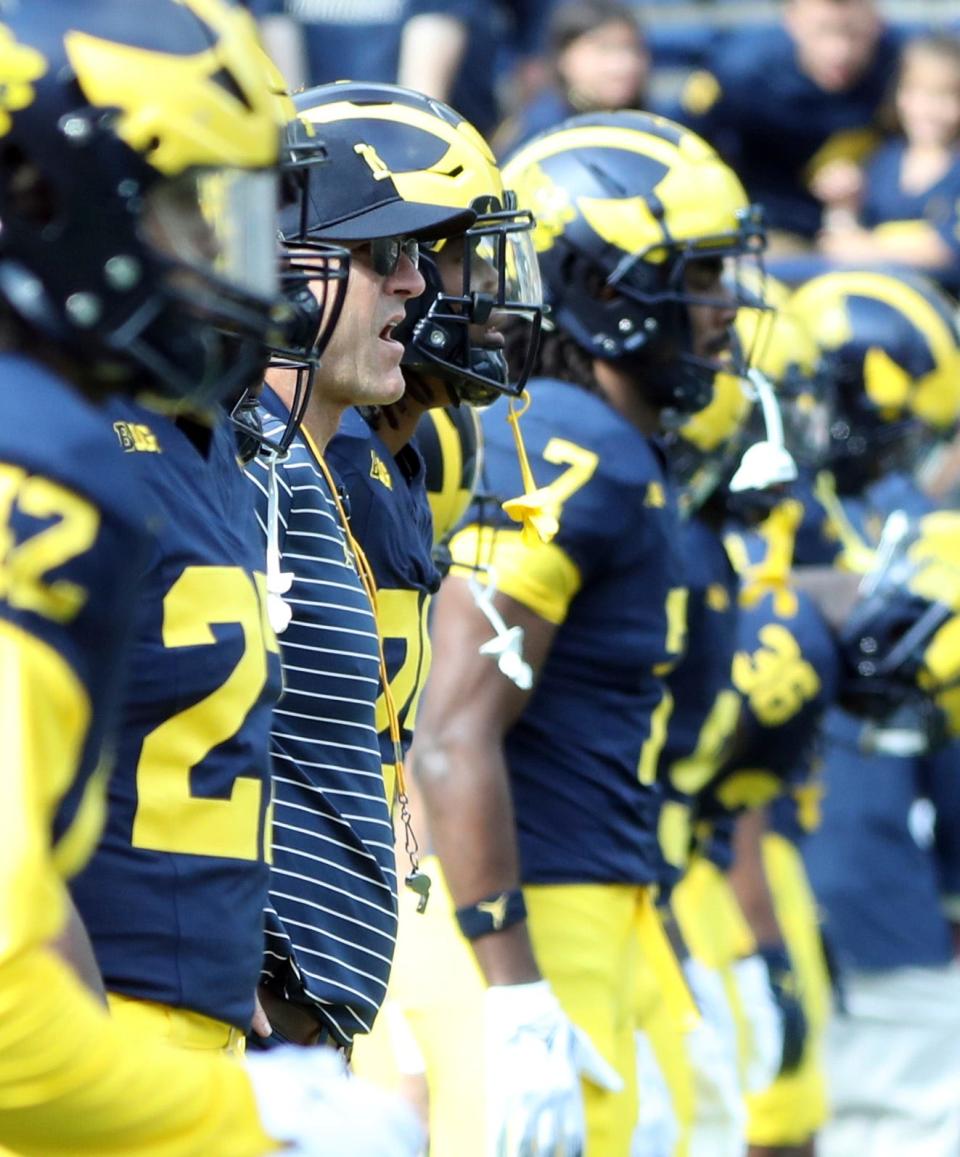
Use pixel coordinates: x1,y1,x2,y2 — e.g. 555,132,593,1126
114,422,161,454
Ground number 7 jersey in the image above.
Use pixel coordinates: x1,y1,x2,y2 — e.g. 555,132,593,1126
71,398,281,1032
450,378,686,885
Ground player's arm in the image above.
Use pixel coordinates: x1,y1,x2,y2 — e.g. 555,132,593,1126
412,573,555,985
727,805,783,947
397,1,469,106
255,6,307,94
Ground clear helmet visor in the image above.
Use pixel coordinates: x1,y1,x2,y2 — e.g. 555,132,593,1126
128,169,284,411
142,168,280,305
413,209,543,405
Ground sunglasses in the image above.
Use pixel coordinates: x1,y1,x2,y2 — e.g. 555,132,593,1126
355,236,420,277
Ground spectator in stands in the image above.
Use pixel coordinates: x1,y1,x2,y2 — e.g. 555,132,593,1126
397,0,555,140
492,0,649,158
673,0,900,253
252,0,407,94
252,0,552,141
818,32,960,293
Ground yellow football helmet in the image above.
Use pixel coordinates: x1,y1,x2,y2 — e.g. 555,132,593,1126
502,109,765,412
736,291,833,471
669,367,752,514
841,510,960,752
414,404,484,568
0,0,283,405
790,270,960,494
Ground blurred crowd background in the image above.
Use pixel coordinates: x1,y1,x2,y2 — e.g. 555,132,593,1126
245,0,960,498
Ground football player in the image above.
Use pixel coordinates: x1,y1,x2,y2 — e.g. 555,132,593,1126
0,2,420,1154
671,0,899,250
323,80,542,815
410,111,765,1154
691,300,841,1157
786,270,960,1157
645,363,781,1157
242,82,492,1052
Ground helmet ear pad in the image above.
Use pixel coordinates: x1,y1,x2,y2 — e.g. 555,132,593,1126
546,246,709,412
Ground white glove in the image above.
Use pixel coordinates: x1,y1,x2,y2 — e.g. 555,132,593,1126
682,959,746,1157
245,1045,426,1157
631,1030,679,1157
484,979,623,1156
731,954,784,1093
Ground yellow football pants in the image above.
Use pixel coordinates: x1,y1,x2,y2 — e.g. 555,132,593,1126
353,858,691,1156
744,834,830,1147
107,992,247,1055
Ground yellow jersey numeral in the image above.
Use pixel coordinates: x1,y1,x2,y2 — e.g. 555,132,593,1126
540,438,599,525
0,463,99,623
131,566,276,861
732,623,820,727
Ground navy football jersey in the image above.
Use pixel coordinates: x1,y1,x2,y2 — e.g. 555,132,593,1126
326,406,439,804
674,24,901,237
799,475,960,971
719,583,839,811
701,523,841,831
72,399,281,1031
0,355,152,881
450,378,686,885
861,140,960,292
246,391,397,1045
656,515,741,886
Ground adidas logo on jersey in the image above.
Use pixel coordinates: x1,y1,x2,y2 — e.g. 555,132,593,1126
113,421,161,453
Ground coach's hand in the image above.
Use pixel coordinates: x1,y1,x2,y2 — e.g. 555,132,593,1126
484,979,622,1156
245,1045,425,1156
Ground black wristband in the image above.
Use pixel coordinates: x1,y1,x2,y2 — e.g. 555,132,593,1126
455,889,527,940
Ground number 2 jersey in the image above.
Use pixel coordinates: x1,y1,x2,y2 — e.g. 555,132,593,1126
450,378,686,885
326,406,439,800
72,397,281,1033
0,358,277,1155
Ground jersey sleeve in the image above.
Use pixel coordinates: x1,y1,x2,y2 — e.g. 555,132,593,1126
449,450,632,625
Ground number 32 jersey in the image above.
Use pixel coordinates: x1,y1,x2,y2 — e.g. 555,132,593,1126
72,399,281,1032
450,378,686,885
0,361,278,1155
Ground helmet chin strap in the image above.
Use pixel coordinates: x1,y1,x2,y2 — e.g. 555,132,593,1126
729,368,798,493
